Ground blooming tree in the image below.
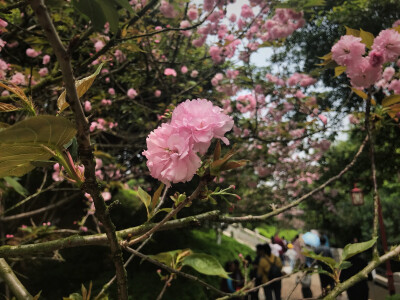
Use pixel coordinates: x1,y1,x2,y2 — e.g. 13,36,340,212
0,0,399,299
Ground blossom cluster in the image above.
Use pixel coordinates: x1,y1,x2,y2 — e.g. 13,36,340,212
142,99,234,185
331,28,400,89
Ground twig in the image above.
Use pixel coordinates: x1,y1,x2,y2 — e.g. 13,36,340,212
125,246,229,297
156,274,174,300
2,182,58,216
94,186,169,300
126,180,207,246
29,0,128,298
216,273,293,300
220,135,368,223
0,258,33,300
0,192,79,222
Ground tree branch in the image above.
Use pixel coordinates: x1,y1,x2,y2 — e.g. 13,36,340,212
0,258,33,300
124,247,229,297
220,135,368,223
324,245,400,300
28,0,128,298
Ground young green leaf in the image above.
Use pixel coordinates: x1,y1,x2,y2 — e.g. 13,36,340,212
181,253,229,278
360,29,374,49
341,237,377,261
137,186,151,215
4,177,28,197
151,183,165,211
57,63,104,112
351,88,368,100
302,249,337,271
0,116,76,178
382,95,400,107
334,66,346,77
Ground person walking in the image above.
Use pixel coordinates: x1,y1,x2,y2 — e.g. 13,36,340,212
257,243,283,300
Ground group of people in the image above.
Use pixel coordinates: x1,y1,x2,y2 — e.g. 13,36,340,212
221,233,372,300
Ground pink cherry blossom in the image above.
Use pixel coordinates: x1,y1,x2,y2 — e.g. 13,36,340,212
39,67,48,77
155,90,161,97
26,48,41,58
94,40,105,52
171,99,234,154
190,70,198,78
102,191,112,201
318,114,327,125
382,67,395,81
164,68,177,77
84,101,92,112
142,123,201,185
114,49,126,63
108,88,115,95
127,88,138,99
42,55,51,65
372,29,400,62
187,7,198,20
10,72,26,85
346,57,381,89
331,35,365,66
160,0,177,18
181,66,188,74
240,4,254,18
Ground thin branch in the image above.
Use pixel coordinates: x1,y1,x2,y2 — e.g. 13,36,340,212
216,273,293,300
1,182,58,216
156,274,173,300
0,258,33,300
94,186,169,300
126,180,207,246
28,0,128,298
0,193,79,222
124,247,229,297
220,135,369,223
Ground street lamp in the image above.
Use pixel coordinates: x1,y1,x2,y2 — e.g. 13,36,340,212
350,184,364,206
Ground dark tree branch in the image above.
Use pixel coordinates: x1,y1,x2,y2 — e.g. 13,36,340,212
28,0,128,298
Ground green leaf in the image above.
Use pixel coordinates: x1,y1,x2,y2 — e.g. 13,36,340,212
63,293,82,300
341,237,377,261
181,253,229,278
149,249,186,268
151,183,164,211
345,26,360,37
72,0,107,31
98,0,120,33
351,88,368,100
360,29,374,49
4,176,28,196
57,63,104,112
302,249,337,271
382,95,400,107
0,115,76,178
137,186,151,215
334,66,346,77
336,260,352,270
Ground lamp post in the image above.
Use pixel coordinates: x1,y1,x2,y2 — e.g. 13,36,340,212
350,184,395,295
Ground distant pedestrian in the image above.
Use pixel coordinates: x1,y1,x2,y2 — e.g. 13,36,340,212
221,261,236,293
257,243,283,300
